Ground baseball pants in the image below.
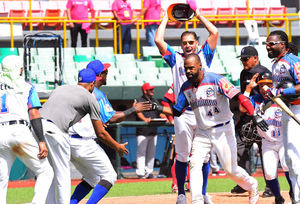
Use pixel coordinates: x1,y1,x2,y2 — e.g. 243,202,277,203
42,119,71,204
70,137,117,187
282,105,300,202
0,124,53,204
136,135,157,177
262,139,288,180
189,121,257,203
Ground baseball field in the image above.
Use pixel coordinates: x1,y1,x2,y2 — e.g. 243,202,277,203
7,173,291,204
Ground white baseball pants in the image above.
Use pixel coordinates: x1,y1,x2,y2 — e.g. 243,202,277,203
70,137,117,187
0,124,53,204
262,139,288,180
189,121,257,203
136,135,157,177
42,120,71,204
282,105,300,202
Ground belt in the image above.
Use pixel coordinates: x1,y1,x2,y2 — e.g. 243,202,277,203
185,107,193,111
0,120,29,126
213,121,230,128
71,134,83,139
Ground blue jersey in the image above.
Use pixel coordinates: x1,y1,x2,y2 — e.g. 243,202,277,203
173,72,239,130
93,87,116,123
162,41,215,102
250,94,282,142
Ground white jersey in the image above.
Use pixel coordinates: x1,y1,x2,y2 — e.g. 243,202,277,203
162,41,215,102
250,94,282,142
174,72,240,130
69,114,96,138
0,82,41,123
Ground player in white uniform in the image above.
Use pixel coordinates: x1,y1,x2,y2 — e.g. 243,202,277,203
155,8,218,204
0,55,53,204
158,54,269,204
69,60,151,204
240,72,293,204
40,68,128,204
265,30,300,203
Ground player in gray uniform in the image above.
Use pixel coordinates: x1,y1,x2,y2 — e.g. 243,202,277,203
0,55,53,204
40,68,128,204
70,60,151,204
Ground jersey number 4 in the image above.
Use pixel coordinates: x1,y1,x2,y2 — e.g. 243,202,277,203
207,107,220,117
0,94,8,113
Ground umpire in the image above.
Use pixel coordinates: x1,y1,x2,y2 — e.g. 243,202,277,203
232,46,273,197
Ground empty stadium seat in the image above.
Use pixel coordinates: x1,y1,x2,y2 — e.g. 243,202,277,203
115,54,135,62
40,9,62,30
98,9,114,28
198,8,217,25
268,6,286,26
75,47,95,56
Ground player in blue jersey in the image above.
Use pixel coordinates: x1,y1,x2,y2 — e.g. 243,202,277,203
70,60,151,204
156,53,269,204
155,8,218,204
0,55,53,204
265,30,300,203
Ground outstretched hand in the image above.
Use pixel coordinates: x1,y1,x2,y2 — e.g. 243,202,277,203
133,100,152,113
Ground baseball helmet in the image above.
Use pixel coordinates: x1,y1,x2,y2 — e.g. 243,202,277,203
167,3,195,22
277,81,300,105
257,72,272,84
239,121,261,144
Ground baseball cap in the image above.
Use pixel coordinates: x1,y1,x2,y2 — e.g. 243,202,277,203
167,3,195,22
1,55,23,72
236,46,258,58
257,72,272,84
142,83,155,91
87,60,111,75
78,68,96,83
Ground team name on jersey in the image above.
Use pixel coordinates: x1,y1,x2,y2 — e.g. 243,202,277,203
0,83,12,90
265,118,281,127
190,99,217,109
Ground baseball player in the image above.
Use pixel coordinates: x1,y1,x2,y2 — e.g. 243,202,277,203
155,7,218,204
240,72,293,204
156,53,269,204
0,55,53,204
265,30,300,203
40,68,128,204
70,60,151,204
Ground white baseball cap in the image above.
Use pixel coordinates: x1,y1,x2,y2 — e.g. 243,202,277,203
1,55,23,73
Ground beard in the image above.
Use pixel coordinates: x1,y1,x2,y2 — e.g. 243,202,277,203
268,49,281,59
187,70,199,83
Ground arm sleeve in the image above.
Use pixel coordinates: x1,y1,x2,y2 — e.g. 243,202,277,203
236,93,255,115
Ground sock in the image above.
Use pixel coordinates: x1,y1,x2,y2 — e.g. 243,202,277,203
285,172,293,191
86,184,108,204
202,162,209,195
175,160,187,195
265,179,281,197
70,180,93,204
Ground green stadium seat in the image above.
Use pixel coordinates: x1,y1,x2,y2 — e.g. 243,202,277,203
115,54,135,62
75,47,95,56
95,54,115,63
37,48,55,56
142,46,160,61
64,47,75,56
0,48,18,56
75,62,90,70
95,47,114,56
73,55,95,63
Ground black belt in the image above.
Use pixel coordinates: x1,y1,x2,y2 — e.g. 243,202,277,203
0,120,29,126
71,134,83,139
213,121,230,128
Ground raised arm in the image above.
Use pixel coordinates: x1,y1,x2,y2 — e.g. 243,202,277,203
154,12,169,56
195,8,218,51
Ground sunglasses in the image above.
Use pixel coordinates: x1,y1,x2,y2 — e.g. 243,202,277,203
265,41,284,46
240,57,251,62
182,41,195,46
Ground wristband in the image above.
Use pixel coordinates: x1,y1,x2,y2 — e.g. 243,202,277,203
282,87,296,95
123,107,136,117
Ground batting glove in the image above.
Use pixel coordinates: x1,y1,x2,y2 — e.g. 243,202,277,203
265,87,283,98
152,102,164,113
252,114,268,132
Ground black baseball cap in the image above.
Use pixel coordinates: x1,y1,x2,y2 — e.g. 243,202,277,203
257,72,272,84
236,46,258,58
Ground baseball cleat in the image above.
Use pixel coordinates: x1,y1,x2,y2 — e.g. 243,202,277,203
275,196,285,204
248,182,259,204
231,185,247,194
176,194,187,204
262,186,274,198
172,184,178,193
211,170,226,176
203,194,214,204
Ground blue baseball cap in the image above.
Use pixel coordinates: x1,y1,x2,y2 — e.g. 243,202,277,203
87,60,111,76
78,68,96,83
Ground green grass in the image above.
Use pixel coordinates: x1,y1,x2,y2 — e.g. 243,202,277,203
7,176,290,204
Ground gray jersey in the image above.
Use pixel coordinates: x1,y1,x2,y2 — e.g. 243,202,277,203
40,85,101,133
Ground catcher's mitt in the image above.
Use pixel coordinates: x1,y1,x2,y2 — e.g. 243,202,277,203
239,120,261,144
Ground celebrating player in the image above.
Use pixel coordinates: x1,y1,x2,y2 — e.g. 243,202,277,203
69,60,151,204
0,55,53,204
158,53,269,204
40,68,128,204
155,7,218,204
240,72,293,204
265,30,300,203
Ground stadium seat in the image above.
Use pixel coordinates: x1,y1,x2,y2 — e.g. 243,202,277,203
198,8,217,25
234,7,248,24
97,9,114,28
216,8,233,27
75,47,95,56
115,54,135,62
268,6,286,26
0,2,8,17
142,46,161,61
0,48,19,57
23,1,43,29
9,10,26,29
251,7,268,25
40,9,62,30
73,55,95,62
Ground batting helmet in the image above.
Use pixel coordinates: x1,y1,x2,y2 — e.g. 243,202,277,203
257,72,272,84
167,3,194,22
239,121,261,144
277,81,300,105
